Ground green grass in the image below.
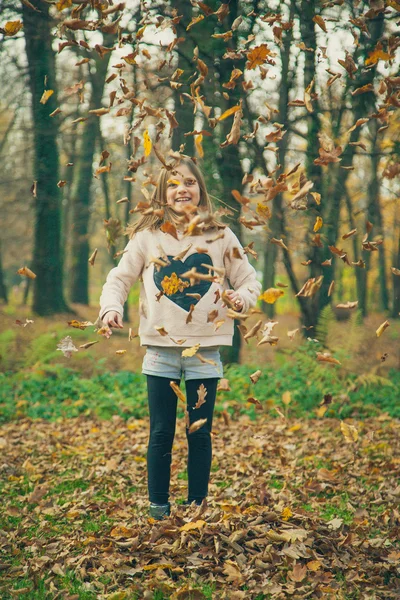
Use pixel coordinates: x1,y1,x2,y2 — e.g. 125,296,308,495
1,338,399,425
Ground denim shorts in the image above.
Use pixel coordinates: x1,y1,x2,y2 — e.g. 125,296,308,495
142,345,223,381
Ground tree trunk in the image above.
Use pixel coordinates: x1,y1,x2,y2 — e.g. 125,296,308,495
214,0,247,364
172,0,195,156
69,49,112,304
22,0,68,315
262,0,295,318
0,239,8,304
391,226,400,319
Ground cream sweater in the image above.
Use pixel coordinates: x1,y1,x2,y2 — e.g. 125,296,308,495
99,226,261,347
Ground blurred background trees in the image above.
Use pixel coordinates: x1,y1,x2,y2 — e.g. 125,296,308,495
0,0,399,362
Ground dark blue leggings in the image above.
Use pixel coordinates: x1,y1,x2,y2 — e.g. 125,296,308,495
146,375,218,505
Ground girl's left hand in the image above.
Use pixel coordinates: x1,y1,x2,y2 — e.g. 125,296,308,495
224,289,244,312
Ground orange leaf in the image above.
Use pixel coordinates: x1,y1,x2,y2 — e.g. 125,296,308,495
160,222,178,240
246,44,272,70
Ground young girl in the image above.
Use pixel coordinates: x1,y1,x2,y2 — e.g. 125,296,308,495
99,154,261,520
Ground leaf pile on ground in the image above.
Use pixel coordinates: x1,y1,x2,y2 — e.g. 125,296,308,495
0,413,399,599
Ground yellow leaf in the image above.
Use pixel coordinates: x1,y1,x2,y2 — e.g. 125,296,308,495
142,563,175,571
282,391,292,405
365,45,395,66
307,560,322,571
281,507,293,521
179,519,206,532
110,525,135,537
256,203,271,219
40,90,54,105
136,25,146,39
376,320,389,337
288,423,302,432
313,216,323,232
186,14,205,31
218,104,242,121
143,129,152,157
259,288,284,304
182,344,200,357
56,0,72,10
195,134,204,158
161,272,189,296
340,421,358,443
4,20,23,36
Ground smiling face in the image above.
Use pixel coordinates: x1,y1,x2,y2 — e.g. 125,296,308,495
165,164,201,213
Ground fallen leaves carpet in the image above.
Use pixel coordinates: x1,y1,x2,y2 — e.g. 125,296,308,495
0,413,399,599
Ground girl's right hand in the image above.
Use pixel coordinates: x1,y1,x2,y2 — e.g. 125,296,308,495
102,310,123,328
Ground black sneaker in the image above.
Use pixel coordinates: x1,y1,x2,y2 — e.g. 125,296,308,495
149,502,171,520
183,499,203,506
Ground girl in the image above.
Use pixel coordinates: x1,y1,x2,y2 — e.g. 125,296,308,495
99,154,261,520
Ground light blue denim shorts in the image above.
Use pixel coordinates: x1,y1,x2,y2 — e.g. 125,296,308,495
142,345,223,380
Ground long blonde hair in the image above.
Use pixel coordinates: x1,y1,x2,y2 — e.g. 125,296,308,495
125,155,226,239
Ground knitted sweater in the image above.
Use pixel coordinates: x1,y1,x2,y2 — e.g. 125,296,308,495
99,226,261,347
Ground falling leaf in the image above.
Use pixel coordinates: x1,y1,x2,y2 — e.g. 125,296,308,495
88,248,98,266
155,326,169,336
160,222,179,240
188,418,208,434
194,384,207,409
68,320,93,330
56,336,78,358
186,14,205,30
287,328,299,341
259,288,284,304
270,238,289,251
182,344,200,357
376,320,389,337
317,352,341,366
40,89,54,104
336,301,358,309
170,381,186,403
218,104,242,121
313,216,323,232
365,42,394,66
161,272,190,296
3,21,23,36
313,14,327,32
246,44,273,70
17,266,36,279
79,341,99,350
250,370,262,384
217,378,231,391
247,397,262,408
143,129,152,157
195,134,204,158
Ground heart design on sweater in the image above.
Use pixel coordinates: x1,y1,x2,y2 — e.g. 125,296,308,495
153,253,214,312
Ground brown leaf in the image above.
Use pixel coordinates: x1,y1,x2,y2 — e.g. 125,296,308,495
194,384,207,409
170,381,186,403
160,222,179,240
188,418,208,434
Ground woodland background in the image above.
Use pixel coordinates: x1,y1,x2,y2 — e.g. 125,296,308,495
0,0,399,364
0,2,400,598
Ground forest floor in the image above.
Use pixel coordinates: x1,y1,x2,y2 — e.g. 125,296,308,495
1,411,399,599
